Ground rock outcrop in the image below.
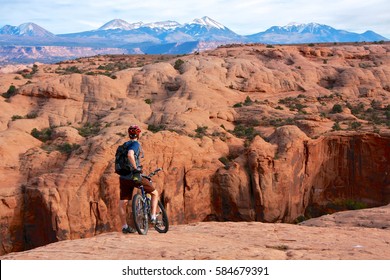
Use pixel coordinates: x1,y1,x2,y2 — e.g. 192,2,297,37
213,129,390,223
1,43,389,255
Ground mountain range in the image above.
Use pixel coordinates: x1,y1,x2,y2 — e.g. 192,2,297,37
0,16,388,64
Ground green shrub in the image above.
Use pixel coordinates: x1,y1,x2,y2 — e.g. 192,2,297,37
144,98,153,105
330,104,343,114
2,85,17,98
195,126,208,138
347,102,365,115
344,199,367,210
230,124,258,140
268,118,295,127
26,112,38,119
31,128,53,142
174,59,184,71
56,143,81,155
243,96,253,106
349,121,362,130
332,122,341,131
77,122,100,137
370,100,382,109
147,124,166,133
11,115,23,121
64,66,82,74
327,199,367,211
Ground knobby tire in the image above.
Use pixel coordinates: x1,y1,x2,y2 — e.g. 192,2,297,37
154,200,169,233
132,194,149,235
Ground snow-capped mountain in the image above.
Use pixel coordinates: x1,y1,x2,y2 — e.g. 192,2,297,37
247,22,387,43
178,16,242,41
142,20,182,30
57,16,242,44
190,16,226,30
0,22,55,37
98,19,143,31
0,18,388,64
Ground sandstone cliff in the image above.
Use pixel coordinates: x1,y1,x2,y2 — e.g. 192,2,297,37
0,43,389,255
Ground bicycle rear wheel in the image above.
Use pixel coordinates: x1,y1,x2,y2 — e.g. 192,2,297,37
132,194,149,235
154,200,169,233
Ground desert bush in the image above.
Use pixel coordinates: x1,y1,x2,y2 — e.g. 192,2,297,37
243,96,253,106
26,112,38,119
268,117,295,127
174,59,184,71
332,122,341,131
349,121,362,130
77,122,101,137
2,85,17,98
347,102,365,116
31,128,53,142
64,66,82,74
330,104,343,114
278,97,307,112
370,100,382,110
11,115,23,121
147,124,166,133
327,199,367,211
194,126,208,138
230,124,258,140
56,143,81,155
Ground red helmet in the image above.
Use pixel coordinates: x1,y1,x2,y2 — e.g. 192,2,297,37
128,125,141,138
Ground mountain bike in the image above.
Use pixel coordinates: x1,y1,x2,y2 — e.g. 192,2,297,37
132,168,169,235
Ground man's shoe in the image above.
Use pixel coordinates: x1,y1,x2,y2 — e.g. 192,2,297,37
122,226,136,234
150,217,157,225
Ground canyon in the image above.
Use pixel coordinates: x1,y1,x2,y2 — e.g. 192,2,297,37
0,42,389,258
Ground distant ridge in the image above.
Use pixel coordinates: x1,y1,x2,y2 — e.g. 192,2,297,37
246,22,387,44
0,17,388,64
2,17,387,43
0,22,55,37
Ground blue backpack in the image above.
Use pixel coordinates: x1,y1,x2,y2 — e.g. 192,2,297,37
114,142,132,176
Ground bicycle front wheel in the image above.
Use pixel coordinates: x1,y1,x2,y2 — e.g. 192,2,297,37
154,200,169,233
132,194,149,235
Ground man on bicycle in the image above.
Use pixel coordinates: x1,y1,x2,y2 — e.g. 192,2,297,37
119,125,159,234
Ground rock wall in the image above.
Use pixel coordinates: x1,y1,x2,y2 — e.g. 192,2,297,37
214,128,390,223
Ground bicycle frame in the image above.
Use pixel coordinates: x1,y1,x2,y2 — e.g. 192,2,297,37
138,185,151,218
132,168,168,234
137,168,162,218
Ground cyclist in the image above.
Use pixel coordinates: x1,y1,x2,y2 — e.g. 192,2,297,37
118,125,159,234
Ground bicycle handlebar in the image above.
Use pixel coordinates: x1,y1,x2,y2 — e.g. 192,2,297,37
144,168,163,178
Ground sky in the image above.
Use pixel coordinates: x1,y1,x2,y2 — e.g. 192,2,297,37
0,0,389,38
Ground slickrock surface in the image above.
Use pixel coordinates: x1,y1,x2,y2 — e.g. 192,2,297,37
2,205,389,260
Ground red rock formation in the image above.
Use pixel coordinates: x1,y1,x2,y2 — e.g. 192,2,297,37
1,43,389,255
214,129,390,223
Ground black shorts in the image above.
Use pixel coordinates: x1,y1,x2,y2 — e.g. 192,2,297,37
119,176,155,200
